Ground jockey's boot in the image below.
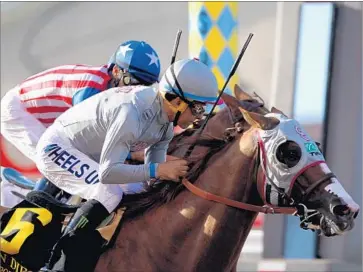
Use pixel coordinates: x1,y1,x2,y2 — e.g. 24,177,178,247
34,177,72,202
47,199,110,272
34,177,61,195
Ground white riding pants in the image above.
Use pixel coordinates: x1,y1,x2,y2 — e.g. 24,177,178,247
1,87,47,161
36,123,148,213
1,87,45,207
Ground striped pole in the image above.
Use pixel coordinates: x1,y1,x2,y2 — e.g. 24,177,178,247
188,2,238,112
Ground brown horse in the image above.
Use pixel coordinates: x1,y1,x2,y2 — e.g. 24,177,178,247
95,85,360,272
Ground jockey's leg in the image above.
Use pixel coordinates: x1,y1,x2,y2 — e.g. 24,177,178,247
48,199,110,272
35,125,123,214
1,86,47,161
33,177,51,191
34,177,63,197
1,86,47,207
36,125,123,271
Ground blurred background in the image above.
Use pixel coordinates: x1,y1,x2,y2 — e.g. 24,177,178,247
1,1,362,271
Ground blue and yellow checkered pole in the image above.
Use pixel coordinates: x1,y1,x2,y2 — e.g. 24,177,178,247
189,2,238,112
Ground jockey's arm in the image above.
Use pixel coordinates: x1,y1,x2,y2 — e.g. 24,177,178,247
130,150,180,163
144,125,174,165
130,126,180,163
98,104,154,185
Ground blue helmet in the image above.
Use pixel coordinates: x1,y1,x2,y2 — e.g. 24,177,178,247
108,40,160,85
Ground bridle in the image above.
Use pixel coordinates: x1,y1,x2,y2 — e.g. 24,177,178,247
181,114,336,222
287,170,335,231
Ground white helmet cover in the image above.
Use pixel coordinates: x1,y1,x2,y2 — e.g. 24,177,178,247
159,59,222,105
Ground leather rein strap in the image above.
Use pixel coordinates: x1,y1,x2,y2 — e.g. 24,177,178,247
181,168,334,215
182,178,296,215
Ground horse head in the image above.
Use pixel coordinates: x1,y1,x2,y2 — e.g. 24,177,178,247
96,85,359,271
218,85,360,236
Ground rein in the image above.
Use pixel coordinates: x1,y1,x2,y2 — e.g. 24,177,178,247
181,178,295,214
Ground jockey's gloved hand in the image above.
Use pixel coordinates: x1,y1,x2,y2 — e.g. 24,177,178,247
156,159,189,182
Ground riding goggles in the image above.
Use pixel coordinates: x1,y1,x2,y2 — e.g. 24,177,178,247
189,102,206,117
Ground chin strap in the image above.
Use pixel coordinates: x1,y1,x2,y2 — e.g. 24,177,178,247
161,93,189,127
108,65,140,88
173,111,182,127
173,102,189,127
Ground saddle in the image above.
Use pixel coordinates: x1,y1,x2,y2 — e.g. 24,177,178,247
13,188,124,240
0,175,125,272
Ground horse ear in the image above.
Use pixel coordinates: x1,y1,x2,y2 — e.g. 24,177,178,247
221,93,243,120
221,93,240,109
233,84,253,101
239,107,280,130
271,106,288,117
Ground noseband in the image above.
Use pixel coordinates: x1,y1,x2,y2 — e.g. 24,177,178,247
298,172,336,203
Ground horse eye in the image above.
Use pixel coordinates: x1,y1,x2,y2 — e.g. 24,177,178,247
315,142,323,153
276,141,302,168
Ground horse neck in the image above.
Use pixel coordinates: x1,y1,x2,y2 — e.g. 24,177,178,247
160,128,262,270
99,113,262,271
202,107,235,139
194,130,260,250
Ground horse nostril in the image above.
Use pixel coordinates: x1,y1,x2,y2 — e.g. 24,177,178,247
332,205,350,216
340,222,349,231
353,211,359,219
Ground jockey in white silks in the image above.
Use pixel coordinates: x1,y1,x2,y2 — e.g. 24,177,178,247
35,58,222,271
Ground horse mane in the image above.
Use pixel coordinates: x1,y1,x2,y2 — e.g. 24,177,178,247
121,97,268,219
122,137,226,218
